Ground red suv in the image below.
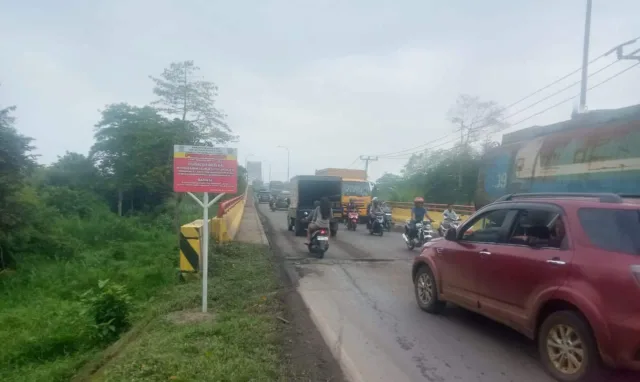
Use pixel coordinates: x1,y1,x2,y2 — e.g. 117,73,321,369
412,193,640,381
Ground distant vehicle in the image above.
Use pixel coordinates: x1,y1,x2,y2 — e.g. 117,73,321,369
413,192,640,381
251,179,264,190
269,180,285,193
475,105,640,209
257,190,271,203
287,175,342,237
274,190,290,209
315,168,372,222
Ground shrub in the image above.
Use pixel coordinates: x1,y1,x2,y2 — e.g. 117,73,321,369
81,279,132,344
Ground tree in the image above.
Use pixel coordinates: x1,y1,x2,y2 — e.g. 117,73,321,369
45,152,101,191
447,94,508,188
149,60,234,144
91,103,174,216
150,60,236,233
0,101,37,266
447,94,508,146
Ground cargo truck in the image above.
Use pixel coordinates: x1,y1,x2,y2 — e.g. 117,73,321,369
287,175,342,237
314,168,372,222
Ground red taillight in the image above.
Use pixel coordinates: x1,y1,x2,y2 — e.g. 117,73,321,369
320,230,327,234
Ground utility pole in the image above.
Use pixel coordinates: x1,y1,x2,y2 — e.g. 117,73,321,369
578,0,593,113
359,155,378,180
277,146,290,182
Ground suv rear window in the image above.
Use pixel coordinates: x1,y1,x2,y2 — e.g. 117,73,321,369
578,208,640,255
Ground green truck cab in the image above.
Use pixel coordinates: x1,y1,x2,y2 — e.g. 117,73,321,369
287,175,342,237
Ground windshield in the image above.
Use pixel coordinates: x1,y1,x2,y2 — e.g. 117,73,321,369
342,181,371,197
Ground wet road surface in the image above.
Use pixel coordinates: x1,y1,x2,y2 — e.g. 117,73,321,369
259,205,556,382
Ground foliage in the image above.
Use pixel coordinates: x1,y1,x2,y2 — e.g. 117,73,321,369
447,94,508,146
150,60,235,144
375,94,503,205
98,243,283,382
81,279,132,343
0,60,244,380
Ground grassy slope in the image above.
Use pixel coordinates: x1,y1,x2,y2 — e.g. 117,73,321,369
95,243,283,382
0,200,219,382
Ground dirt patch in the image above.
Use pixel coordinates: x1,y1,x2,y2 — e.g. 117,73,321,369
164,310,215,325
257,203,346,382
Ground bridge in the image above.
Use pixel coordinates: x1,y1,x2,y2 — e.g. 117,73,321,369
180,189,554,382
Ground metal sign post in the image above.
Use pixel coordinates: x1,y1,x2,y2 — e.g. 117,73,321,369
174,145,238,314
186,191,226,312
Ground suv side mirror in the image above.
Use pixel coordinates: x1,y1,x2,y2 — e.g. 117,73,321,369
445,227,457,241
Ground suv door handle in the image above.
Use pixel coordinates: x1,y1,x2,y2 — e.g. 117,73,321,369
479,250,491,256
546,257,566,265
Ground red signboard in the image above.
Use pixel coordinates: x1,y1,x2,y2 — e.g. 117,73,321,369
173,145,238,193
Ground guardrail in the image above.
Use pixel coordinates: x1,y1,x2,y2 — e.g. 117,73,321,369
387,201,475,227
178,188,248,274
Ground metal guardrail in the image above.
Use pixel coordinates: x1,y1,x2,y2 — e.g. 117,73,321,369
386,201,475,214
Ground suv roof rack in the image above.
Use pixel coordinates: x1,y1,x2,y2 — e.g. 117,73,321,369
494,192,623,204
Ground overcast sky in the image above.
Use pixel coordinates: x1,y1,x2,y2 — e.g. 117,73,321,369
1,0,639,182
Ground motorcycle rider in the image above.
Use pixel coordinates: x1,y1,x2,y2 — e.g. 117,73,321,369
368,197,383,228
443,204,459,221
308,200,321,222
306,197,332,244
346,198,358,212
408,197,433,240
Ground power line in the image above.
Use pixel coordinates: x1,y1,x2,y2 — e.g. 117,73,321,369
373,37,640,159
381,61,640,160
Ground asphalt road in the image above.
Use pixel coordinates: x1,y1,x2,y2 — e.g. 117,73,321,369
259,204,554,382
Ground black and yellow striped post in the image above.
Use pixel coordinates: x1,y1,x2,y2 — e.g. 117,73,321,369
180,222,202,273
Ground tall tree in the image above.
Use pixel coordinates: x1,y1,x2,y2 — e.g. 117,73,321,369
447,94,508,146
91,103,174,216
149,60,234,144
447,94,508,188
149,61,236,233
0,100,36,265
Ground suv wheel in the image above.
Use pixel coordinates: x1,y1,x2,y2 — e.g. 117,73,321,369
538,311,602,382
414,266,445,314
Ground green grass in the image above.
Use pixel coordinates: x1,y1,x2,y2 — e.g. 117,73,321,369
96,242,283,382
0,213,179,382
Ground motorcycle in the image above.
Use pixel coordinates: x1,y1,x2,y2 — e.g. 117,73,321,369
369,212,385,236
403,220,434,250
269,200,276,211
308,228,329,258
346,211,359,231
384,211,393,231
438,217,461,237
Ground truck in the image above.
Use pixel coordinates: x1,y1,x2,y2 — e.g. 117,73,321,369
314,168,372,221
287,175,343,237
475,104,640,208
269,180,285,193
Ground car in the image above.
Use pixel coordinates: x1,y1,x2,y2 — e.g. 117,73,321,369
411,192,640,382
257,191,271,204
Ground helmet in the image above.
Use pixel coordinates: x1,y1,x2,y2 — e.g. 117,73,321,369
372,197,378,202
414,197,424,203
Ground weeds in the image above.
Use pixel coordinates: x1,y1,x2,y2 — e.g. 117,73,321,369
0,210,178,382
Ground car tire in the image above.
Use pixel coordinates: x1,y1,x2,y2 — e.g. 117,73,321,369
538,310,603,382
294,221,305,237
414,266,445,314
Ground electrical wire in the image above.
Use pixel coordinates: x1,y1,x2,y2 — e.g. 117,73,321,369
372,37,639,159
381,61,640,160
